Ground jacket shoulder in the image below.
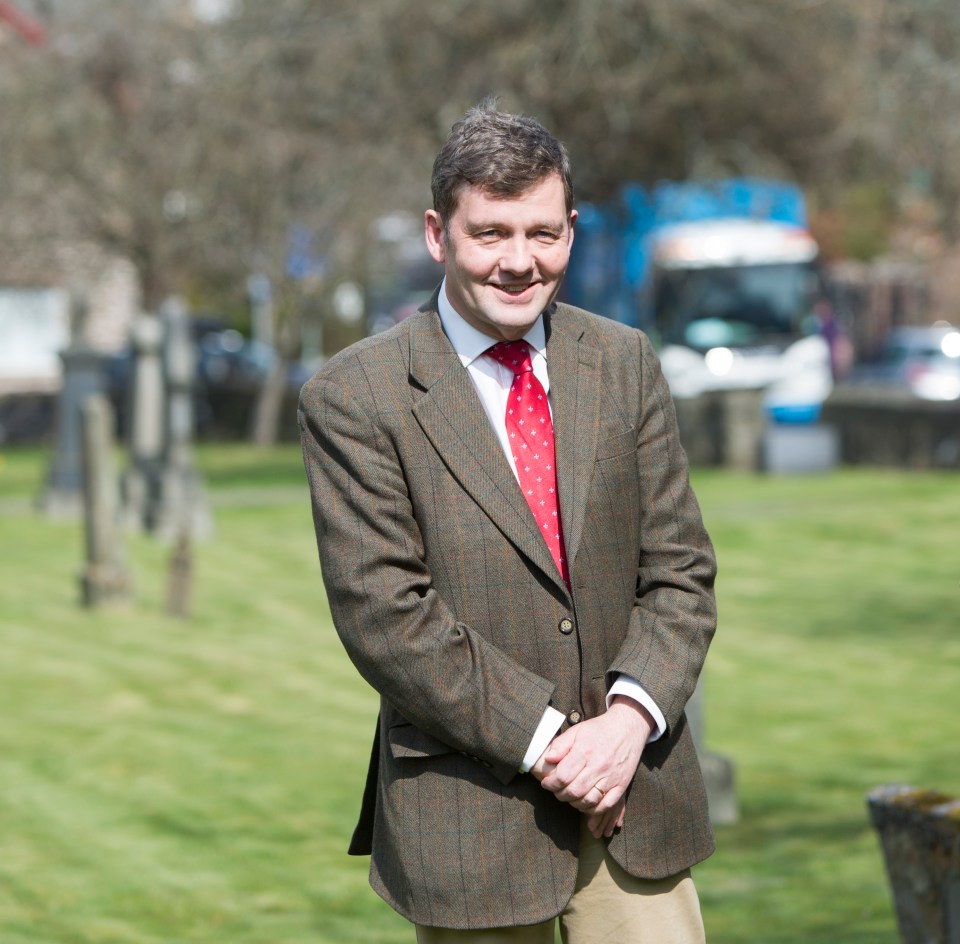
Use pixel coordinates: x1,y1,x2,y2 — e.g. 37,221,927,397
551,302,653,353
300,310,436,403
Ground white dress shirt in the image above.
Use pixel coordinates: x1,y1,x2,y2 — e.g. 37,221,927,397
436,282,666,771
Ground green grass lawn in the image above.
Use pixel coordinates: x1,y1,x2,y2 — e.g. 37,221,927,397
1,444,957,943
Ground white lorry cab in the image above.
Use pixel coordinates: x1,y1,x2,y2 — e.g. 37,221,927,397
565,179,834,424
652,216,831,422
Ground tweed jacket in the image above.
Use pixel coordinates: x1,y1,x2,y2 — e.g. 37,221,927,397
298,293,718,930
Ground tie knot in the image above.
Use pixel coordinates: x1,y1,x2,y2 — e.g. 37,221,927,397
486,340,534,375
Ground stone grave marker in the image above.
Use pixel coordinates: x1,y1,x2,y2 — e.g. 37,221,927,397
688,675,739,825
157,296,211,541
41,294,106,516
868,784,960,944
123,312,165,531
79,394,132,606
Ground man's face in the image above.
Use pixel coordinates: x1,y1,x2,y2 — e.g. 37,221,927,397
424,174,576,342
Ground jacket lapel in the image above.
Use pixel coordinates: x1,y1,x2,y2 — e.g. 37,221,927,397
408,307,565,591
545,309,604,571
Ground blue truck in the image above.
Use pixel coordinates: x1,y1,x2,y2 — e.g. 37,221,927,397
563,179,831,422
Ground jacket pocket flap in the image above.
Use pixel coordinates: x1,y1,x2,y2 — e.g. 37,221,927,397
387,723,457,759
596,426,637,460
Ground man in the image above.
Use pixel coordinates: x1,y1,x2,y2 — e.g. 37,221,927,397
299,103,717,943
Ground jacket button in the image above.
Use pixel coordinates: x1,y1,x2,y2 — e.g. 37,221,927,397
558,618,574,634
568,710,582,724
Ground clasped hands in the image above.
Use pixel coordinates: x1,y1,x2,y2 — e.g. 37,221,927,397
530,696,653,839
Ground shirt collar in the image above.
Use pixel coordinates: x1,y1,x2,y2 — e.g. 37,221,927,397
437,278,547,368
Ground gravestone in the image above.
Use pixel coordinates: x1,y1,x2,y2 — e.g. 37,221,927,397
123,313,165,530
157,296,211,540
79,394,132,606
123,299,211,539
688,676,739,825
868,784,960,944
41,294,106,516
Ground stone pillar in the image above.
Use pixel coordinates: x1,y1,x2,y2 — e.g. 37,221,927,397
41,345,107,515
673,394,723,466
158,296,212,540
79,394,132,606
41,291,106,515
162,296,195,470
689,676,739,825
721,389,766,471
868,784,960,944
124,313,165,530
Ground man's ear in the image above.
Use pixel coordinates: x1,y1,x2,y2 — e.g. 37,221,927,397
424,210,446,264
567,208,578,251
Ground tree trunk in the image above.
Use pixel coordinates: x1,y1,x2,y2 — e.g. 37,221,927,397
249,294,302,448
249,355,288,447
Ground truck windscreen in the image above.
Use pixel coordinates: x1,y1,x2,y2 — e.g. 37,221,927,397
655,262,817,350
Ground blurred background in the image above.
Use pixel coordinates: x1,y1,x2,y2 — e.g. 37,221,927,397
0,2,958,943
2,0,960,449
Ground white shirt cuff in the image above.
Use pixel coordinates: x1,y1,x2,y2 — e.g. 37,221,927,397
607,674,667,742
520,675,666,773
520,706,566,772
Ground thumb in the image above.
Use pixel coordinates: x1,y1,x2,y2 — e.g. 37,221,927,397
543,730,574,765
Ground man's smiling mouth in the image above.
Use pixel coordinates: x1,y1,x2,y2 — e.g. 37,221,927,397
491,282,537,295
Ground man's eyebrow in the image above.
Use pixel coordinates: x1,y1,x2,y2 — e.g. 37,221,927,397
463,219,566,232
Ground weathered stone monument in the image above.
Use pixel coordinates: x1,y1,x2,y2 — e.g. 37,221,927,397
868,784,960,944
79,393,132,606
688,676,739,825
123,312,166,530
722,389,766,472
41,294,106,516
157,295,211,541
119,298,211,616
123,298,211,540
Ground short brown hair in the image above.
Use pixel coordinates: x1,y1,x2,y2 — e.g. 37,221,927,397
431,101,574,226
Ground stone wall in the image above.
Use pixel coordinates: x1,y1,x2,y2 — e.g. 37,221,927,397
673,391,765,471
674,387,959,471
822,387,960,469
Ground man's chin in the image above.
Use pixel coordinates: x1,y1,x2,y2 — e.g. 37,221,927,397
486,307,542,340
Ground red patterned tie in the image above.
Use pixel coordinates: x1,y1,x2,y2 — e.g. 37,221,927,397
486,341,569,587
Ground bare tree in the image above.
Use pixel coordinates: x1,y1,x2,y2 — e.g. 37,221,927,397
3,0,958,442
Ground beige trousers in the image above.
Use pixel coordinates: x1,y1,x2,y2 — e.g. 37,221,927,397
415,818,706,944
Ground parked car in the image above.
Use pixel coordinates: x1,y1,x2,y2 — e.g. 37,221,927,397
848,325,960,401
197,329,275,389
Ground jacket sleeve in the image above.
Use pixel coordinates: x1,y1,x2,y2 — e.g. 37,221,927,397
298,367,556,785
607,331,718,734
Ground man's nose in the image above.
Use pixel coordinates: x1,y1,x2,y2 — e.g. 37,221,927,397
498,237,534,274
